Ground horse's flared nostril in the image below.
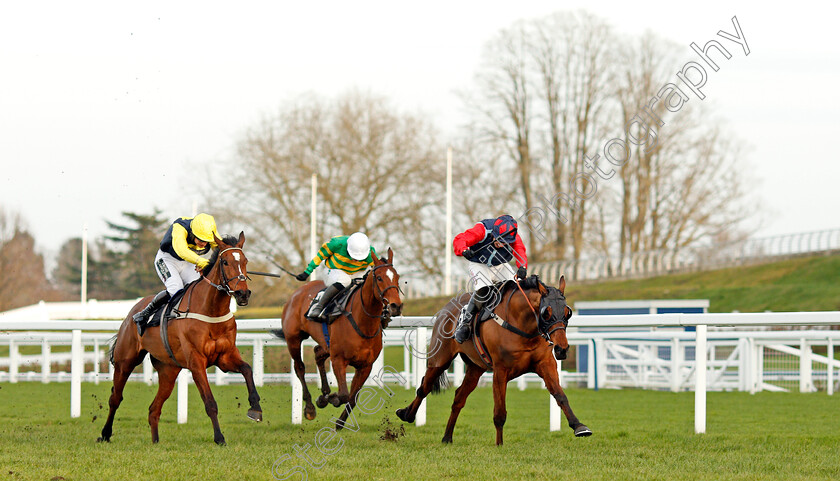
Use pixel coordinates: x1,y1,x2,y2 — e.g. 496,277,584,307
390,303,403,316
554,346,567,360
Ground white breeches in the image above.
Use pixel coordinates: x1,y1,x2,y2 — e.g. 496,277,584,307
467,262,516,291
325,268,366,288
154,250,201,296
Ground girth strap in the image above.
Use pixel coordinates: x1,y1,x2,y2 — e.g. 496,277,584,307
160,315,183,368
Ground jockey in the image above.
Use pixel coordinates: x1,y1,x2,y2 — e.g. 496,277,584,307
132,213,220,336
452,214,528,343
296,232,376,321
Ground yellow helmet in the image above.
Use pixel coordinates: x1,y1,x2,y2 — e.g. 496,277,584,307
190,213,219,243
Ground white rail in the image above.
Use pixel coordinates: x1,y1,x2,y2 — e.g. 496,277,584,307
2,312,840,434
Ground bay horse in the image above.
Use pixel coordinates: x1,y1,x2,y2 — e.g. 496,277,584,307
273,248,402,429
396,275,591,445
98,232,261,446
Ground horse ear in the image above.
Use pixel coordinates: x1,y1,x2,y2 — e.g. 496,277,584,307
213,233,223,246
371,250,380,264
558,275,566,295
386,247,393,263
237,231,245,247
537,281,548,296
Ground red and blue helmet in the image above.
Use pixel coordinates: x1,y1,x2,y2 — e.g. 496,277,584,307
492,214,518,244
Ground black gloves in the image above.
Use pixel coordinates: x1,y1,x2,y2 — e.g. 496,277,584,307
516,266,527,281
462,248,474,258
296,272,309,282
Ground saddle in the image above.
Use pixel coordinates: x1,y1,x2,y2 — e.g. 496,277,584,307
146,286,189,328
309,278,364,324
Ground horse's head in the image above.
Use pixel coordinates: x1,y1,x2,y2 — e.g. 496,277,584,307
539,276,572,360
368,247,403,324
209,231,251,306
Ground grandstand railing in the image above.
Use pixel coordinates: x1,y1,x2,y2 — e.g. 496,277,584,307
403,228,840,298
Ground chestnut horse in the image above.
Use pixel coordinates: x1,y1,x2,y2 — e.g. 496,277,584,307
274,248,402,429
98,233,260,446
396,275,591,445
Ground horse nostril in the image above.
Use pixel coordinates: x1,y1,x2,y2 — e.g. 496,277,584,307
390,303,402,315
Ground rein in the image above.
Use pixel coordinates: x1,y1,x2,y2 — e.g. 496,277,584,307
498,279,568,343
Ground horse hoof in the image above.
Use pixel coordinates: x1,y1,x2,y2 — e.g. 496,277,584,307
248,409,263,422
328,395,342,408
316,395,329,409
96,436,110,443
574,425,593,437
334,421,344,432
395,408,414,423
215,438,227,446
441,436,452,444
304,405,317,421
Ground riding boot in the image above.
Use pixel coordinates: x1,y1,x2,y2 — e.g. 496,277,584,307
133,290,170,337
306,283,344,321
454,292,484,344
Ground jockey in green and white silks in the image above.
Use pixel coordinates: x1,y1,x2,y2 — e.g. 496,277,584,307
295,232,376,321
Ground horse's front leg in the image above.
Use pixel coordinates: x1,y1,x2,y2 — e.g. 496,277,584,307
328,356,350,407
217,349,263,422
535,358,592,437
189,356,226,445
492,369,509,446
314,345,332,409
335,364,373,431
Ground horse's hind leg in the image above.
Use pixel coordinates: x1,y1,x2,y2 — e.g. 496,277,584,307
286,340,317,420
217,349,263,422
313,345,331,409
395,359,452,424
188,357,226,445
148,360,180,443
440,361,484,444
98,346,146,442
535,359,592,437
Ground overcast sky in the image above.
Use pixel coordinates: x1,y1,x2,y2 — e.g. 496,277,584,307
1,1,838,259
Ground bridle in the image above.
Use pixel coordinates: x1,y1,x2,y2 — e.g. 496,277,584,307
510,279,572,344
203,247,249,296
358,262,401,322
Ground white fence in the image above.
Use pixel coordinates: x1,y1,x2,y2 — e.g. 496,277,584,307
2,312,840,434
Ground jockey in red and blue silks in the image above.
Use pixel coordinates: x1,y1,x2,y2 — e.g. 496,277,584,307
452,214,528,343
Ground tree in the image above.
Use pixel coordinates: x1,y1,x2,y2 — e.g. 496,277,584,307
100,210,170,298
207,90,448,289
0,208,55,311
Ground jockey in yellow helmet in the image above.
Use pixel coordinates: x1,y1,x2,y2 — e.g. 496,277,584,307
133,213,219,336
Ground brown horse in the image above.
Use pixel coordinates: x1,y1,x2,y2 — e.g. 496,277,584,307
274,248,402,429
98,232,260,446
396,275,591,445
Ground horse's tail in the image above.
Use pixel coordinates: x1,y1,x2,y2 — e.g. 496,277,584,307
427,360,450,394
106,334,118,366
270,329,285,340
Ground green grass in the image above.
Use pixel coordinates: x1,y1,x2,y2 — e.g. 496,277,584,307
1,382,839,480
400,253,840,316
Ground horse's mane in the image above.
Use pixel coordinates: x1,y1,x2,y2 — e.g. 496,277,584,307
201,235,240,276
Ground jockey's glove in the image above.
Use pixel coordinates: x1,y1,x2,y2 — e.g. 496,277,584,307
296,272,309,282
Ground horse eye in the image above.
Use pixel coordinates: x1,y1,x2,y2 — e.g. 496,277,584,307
377,276,383,281
222,260,228,266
